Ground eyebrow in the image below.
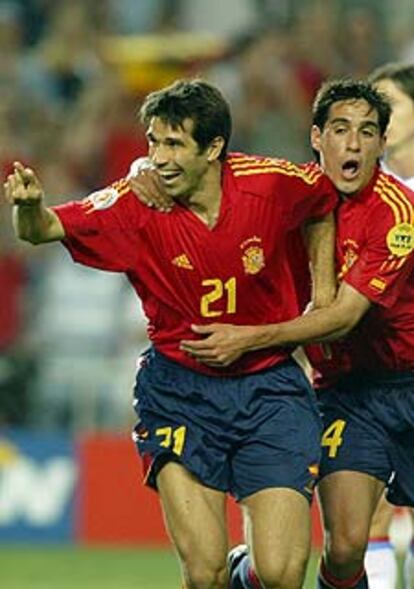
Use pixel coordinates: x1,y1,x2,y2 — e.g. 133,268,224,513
330,117,379,130
146,130,185,141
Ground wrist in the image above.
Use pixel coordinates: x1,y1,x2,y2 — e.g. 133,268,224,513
246,324,279,351
16,199,43,209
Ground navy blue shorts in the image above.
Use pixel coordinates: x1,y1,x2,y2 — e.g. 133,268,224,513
319,372,414,507
132,349,322,502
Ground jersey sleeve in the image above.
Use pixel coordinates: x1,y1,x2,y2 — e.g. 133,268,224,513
344,203,414,308
282,165,337,230
52,182,149,272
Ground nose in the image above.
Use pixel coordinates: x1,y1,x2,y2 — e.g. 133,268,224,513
346,131,361,152
150,144,169,167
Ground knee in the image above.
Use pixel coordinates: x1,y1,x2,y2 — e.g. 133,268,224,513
184,560,228,589
325,528,368,568
255,552,308,589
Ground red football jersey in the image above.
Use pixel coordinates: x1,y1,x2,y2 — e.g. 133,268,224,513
308,167,414,384
53,153,336,375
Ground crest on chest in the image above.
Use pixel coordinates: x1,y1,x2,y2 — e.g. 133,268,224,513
338,238,359,279
240,236,265,275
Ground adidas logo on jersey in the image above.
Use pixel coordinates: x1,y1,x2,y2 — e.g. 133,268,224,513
172,254,194,270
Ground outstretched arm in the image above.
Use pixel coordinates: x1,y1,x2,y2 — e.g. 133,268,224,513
180,282,370,367
3,162,64,244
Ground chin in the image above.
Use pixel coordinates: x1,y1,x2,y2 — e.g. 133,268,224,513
338,182,360,196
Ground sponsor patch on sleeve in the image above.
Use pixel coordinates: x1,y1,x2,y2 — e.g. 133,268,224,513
386,223,414,257
81,187,120,212
369,277,387,292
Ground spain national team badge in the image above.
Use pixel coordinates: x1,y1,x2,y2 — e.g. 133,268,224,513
386,223,414,257
83,187,119,211
338,239,359,279
241,237,265,275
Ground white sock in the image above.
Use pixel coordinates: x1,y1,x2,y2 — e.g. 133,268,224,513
365,538,397,589
403,540,414,589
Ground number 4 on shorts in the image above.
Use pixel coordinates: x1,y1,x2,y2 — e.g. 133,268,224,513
321,419,346,458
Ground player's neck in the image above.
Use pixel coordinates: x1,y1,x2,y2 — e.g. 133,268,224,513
185,162,223,228
384,137,414,180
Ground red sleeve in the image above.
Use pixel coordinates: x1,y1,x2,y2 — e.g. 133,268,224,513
52,184,149,272
283,166,337,230
344,205,414,308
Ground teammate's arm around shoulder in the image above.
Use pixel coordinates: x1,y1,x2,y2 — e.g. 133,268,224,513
4,162,65,244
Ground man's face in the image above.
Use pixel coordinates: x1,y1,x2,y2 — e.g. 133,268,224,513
374,78,414,150
311,98,386,196
146,116,212,200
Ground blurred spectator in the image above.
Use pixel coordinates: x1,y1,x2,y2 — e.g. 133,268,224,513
337,4,390,77
19,1,104,111
31,246,148,431
176,0,260,36
59,76,147,189
0,199,33,426
224,26,311,161
105,0,176,35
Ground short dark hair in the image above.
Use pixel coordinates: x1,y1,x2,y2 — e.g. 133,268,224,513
369,62,414,102
312,78,391,136
140,79,232,161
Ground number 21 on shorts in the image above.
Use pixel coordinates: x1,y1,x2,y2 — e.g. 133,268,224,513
155,425,187,456
321,419,346,458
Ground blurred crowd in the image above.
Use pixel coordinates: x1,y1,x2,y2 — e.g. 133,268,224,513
1,0,414,432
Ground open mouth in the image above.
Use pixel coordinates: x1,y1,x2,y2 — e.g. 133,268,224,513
342,159,361,180
159,171,181,184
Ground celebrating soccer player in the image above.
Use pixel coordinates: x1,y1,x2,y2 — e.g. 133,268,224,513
3,79,337,589
181,79,414,589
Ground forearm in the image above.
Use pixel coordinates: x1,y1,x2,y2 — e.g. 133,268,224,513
245,306,352,351
13,204,63,244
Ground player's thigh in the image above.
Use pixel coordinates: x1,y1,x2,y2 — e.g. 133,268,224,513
319,386,392,484
319,470,385,549
369,492,395,537
242,487,311,583
157,461,228,565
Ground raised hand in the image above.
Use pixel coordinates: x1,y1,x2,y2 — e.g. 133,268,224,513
3,162,44,207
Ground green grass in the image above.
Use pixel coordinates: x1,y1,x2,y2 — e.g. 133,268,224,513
0,547,180,589
0,546,403,588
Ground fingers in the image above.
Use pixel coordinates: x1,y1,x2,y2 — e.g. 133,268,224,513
129,169,174,213
180,339,215,352
14,162,40,189
3,177,12,204
3,162,43,206
190,324,217,334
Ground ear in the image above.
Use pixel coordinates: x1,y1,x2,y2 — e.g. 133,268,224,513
310,125,321,153
207,136,225,162
379,133,387,158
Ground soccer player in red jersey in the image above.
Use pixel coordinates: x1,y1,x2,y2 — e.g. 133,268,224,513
181,80,414,589
4,79,337,589
362,62,414,589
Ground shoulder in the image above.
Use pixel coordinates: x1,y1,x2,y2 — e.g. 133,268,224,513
75,176,153,232
365,171,414,257
225,153,326,197
371,171,414,226
81,176,149,218
80,178,131,212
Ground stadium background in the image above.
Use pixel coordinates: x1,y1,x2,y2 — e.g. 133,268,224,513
0,0,413,586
